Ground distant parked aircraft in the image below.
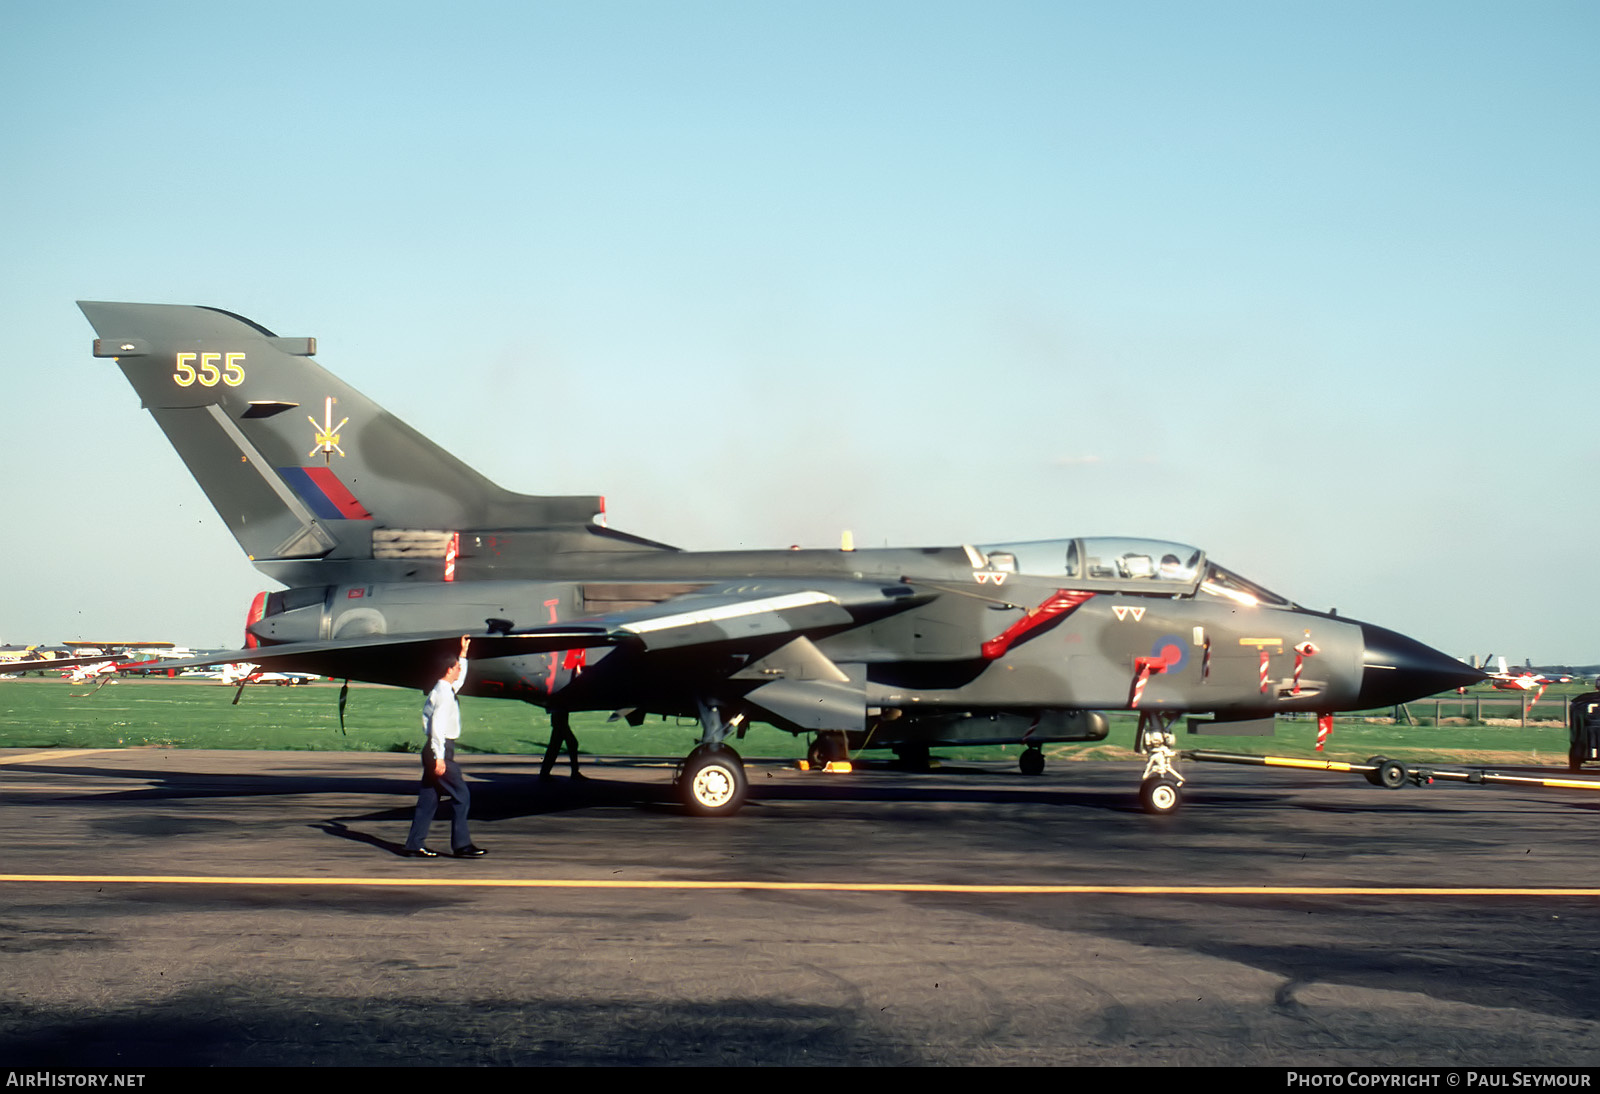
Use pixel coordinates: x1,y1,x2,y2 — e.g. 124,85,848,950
218,663,319,687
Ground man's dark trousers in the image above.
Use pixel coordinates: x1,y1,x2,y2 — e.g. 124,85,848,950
404,741,472,851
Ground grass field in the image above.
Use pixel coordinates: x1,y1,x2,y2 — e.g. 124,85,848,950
0,676,1580,768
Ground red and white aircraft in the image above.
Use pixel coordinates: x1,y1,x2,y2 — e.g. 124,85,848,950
217,662,318,686
1490,658,1545,689
63,659,122,684
1481,657,1561,705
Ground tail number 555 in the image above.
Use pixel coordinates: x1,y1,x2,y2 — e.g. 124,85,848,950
174,352,245,387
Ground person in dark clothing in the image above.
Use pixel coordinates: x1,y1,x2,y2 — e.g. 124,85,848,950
540,709,583,780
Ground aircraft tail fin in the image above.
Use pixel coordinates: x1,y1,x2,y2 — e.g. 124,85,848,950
78,302,665,583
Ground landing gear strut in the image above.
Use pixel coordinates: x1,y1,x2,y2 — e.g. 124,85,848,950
1135,711,1184,815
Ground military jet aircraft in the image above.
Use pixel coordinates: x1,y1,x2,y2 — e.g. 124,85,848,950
65,301,1482,814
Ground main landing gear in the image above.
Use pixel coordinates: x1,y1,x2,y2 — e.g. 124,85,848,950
674,698,749,817
1019,745,1046,777
678,744,747,817
1135,712,1184,815
808,731,848,767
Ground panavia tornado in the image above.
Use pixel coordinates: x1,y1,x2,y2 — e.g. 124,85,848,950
67,301,1482,814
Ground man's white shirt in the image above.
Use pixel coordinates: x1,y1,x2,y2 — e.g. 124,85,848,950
423,657,469,758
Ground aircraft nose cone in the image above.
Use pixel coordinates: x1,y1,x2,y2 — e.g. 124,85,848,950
1356,622,1485,708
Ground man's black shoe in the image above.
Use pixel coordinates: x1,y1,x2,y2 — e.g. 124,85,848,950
402,846,440,858
453,844,488,858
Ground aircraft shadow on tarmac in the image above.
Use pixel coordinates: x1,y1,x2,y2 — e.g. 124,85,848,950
22,758,1151,813
321,767,1153,825
307,765,1164,856
24,758,1600,833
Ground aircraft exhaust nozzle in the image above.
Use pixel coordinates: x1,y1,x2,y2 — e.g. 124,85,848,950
1355,622,1486,709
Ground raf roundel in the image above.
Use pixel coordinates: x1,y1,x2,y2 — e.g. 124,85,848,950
1149,635,1189,675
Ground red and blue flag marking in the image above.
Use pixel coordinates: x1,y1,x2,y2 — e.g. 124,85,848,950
278,466,372,520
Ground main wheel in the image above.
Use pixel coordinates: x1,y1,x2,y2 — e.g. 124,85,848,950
679,746,747,817
893,743,934,771
1139,776,1181,815
1019,747,1045,776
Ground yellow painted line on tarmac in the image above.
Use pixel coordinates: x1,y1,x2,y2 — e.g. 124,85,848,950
0,749,111,765
0,874,1597,897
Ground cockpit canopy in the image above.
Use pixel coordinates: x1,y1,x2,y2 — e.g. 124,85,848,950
971,537,1293,608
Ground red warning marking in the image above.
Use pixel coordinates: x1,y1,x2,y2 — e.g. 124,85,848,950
443,533,460,582
544,598,561,695
1129,656,1168,708
981,590,1095,661
1292,640,1319,695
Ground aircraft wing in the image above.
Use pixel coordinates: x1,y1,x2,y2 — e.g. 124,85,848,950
120,629,613,690
126,582,926,691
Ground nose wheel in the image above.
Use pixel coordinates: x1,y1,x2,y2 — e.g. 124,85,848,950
1139,774,1182,814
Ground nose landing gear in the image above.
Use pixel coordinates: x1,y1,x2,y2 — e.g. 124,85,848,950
1136,711,1185,815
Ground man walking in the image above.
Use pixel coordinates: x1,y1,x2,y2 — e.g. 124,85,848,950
403,636,487,858
540,709,584,780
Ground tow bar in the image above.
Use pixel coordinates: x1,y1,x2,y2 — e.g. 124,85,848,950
1184,749,1600,794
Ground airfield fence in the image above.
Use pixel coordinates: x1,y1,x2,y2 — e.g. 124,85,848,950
1283,692,1568,727
1401,693,1565,726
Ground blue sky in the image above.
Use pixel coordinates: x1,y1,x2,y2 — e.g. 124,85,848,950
3,1,1597,660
